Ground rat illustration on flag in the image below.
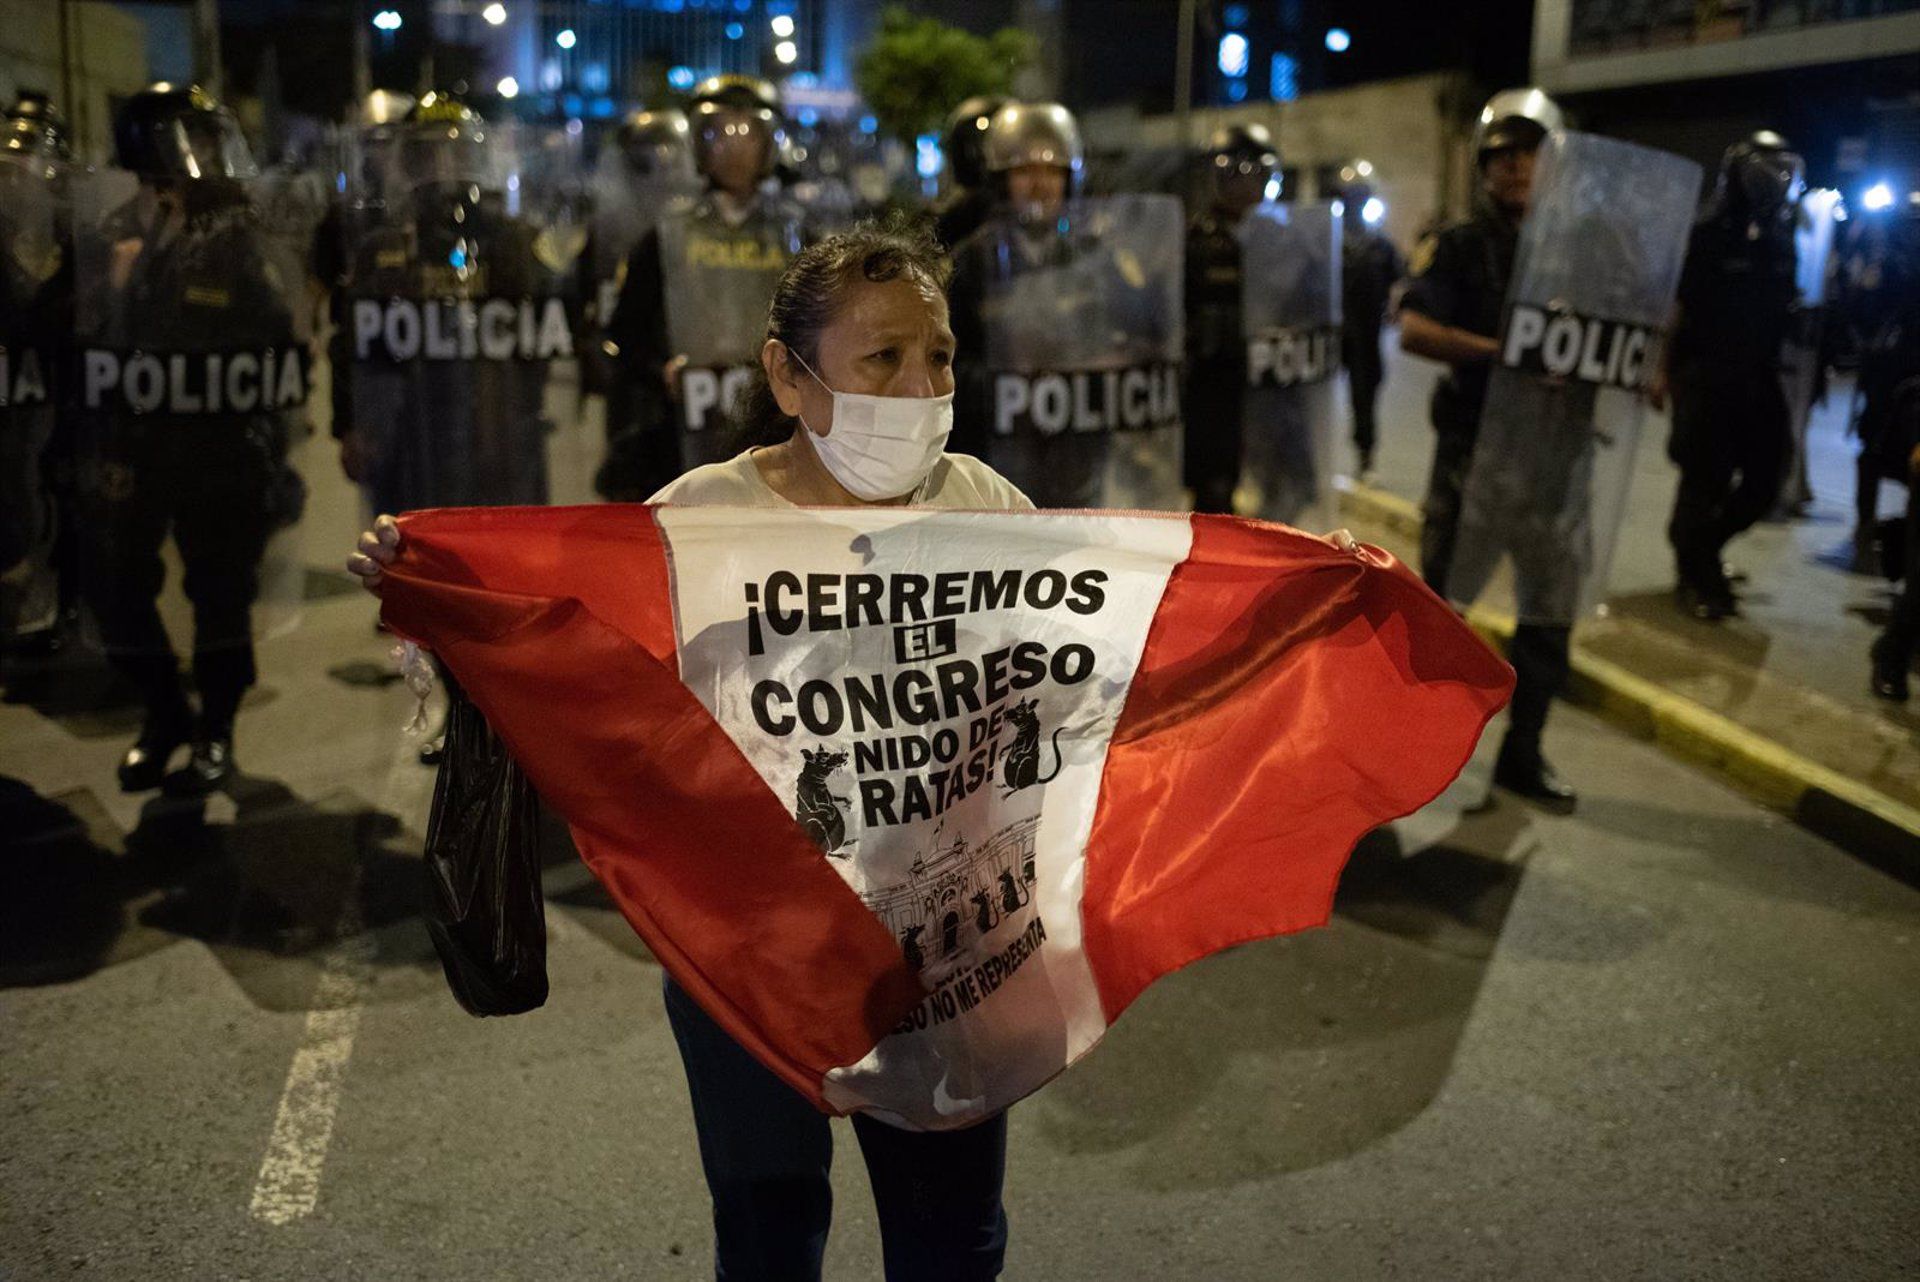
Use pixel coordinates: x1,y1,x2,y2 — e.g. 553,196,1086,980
378,503,1512,1131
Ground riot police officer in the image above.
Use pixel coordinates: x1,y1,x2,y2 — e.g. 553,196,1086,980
0,106,67,644
7,91,72,161
1183,123,1278,513
318,90,414,452
1663,131,1804,620
75,84,308,791
1866,194,1920,699
932,95,1006,250
603,75,803,495
948,102,1085,442
339,93,564,512
1332,160,1404,478
1400,87,1577,806
579,108,691,406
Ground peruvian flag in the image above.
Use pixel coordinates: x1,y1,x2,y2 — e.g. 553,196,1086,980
379,504,1511,1130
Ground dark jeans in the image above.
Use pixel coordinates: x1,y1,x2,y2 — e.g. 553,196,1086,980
1421,427,1569,762
1666,366,1791,588
662,976,1010,1282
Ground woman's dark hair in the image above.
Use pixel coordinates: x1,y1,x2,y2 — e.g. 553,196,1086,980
732,212,953,450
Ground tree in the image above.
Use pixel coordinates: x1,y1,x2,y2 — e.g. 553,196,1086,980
853,8,1036,146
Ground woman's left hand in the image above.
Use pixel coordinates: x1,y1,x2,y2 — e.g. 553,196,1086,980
347,514,401,592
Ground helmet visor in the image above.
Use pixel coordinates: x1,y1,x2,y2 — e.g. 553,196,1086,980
159,110,258,180
394,120,494,193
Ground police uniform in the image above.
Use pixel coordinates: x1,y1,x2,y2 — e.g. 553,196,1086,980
1341,221,1403,470
600,76,799,495
0,112,69,640
602,192,804,493
1867,209,1920,698
343,201,558,512
1665,215,1798,602
1183,205,1245,512
78,186,304,777
1399,207,1517,586
1401,204,1570,791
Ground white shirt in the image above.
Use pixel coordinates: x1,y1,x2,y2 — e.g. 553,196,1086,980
649,449,1035,512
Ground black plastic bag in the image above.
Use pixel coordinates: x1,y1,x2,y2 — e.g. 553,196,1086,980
422,668,549,1015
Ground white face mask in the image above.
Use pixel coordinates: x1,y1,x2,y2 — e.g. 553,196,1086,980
791,349,952,502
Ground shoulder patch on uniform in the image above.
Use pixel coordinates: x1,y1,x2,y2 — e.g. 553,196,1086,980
1409,235,1438,278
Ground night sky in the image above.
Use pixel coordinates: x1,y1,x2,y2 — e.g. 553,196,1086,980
214,0,1538,122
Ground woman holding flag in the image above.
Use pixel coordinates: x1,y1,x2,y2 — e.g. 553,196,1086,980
349,218,1510,1280
354,218,1026,1280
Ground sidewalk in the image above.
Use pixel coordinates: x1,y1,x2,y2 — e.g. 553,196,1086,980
1335,334,1920,868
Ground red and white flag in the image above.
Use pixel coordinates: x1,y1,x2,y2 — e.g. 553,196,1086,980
380,504,1511,1130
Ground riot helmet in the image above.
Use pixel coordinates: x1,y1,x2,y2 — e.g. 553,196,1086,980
1471,87,1563,165
359,89,416,127
1717,130,1805,224
113,82,258,183
943,95,1007,191
394,93,495,228
689,74,784,191
2,115,65,179
0,117,64,291
1333,158,1375,206
616,107,691,179
1472,87,1559,216
7,92,71,161
397,92,492,186
985,101,1082,221
1205,122,1278,213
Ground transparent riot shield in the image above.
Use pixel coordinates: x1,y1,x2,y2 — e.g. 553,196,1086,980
975,193,1186,510
583,137,694,399
508,124,593,499
339,120,575,513
658,195,805,470
1779,186,1841,512
69,166,315,664
1451,132,1701,625
1239,200,1342,529
0,148,64,638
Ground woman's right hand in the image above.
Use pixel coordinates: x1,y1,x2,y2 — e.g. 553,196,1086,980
347,514,401,592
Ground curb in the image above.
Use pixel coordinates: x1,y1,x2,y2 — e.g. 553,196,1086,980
1337,481,1920,878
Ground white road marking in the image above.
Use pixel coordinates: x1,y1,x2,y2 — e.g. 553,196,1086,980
249,711,424,1226
247,888,374,1226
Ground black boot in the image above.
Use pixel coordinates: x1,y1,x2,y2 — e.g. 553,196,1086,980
1493,737,1578,811
119,702,194,792
179,672,246,794
179,732,235,793
117,656,195,793
1871,633,1910,703
1675,550,1738,622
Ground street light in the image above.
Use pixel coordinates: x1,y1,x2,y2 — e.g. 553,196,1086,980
372,9,402,31
1325,28,1351,53
496,76,519,98
555,28,577,49
482,3,507,26
1862,181,1895,212
1217,32,1249,77
771,14,795,37
774,40,798,64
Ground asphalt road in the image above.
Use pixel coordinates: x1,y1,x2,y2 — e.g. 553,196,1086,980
4,402,1916,1279
5,649,1916,1279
